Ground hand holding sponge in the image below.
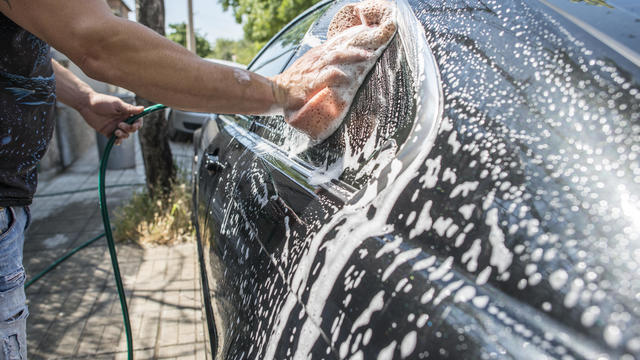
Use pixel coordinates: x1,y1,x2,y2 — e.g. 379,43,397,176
272,0,397,141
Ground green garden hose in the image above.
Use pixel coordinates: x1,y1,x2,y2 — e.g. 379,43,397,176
98,103,166,360
24,233,106,289
25,104,167,360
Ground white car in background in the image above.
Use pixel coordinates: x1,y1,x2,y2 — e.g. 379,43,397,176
166,58,245,141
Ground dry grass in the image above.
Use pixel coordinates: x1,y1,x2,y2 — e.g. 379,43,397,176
113,175,194,245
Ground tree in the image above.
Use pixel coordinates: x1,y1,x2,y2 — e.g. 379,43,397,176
210,38,262,65
167,23,213,58
136,0,175,197
219,0,322,42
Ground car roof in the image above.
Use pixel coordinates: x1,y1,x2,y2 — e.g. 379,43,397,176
204,57,246,69
536,0,640,68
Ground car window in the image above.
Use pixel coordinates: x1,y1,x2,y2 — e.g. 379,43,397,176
251,0,417,190
249,5,329,77
224,7,329,131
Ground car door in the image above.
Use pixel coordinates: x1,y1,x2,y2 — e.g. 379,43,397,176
195,0,445,358
195,2,341,358
195,0,640,358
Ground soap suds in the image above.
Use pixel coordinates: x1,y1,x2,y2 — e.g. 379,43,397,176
233,68,251,84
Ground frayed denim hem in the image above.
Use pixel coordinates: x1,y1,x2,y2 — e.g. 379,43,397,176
0,282,28,360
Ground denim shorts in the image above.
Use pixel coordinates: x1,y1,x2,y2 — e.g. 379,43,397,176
0,207,29,360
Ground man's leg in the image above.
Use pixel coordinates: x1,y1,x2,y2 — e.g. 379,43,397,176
0,207,29,360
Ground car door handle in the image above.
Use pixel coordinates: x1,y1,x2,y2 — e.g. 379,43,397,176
204,153,226,173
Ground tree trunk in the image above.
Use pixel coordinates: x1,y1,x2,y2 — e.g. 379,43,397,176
135,0,175,197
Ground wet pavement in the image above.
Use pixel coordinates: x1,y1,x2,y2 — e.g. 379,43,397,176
23,136,206,359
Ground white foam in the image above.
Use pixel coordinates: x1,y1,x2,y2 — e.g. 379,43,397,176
432,217,453,237
382,248,422,281
454,285,476,303
472,295,489,308
580,306,600,327
416,314,429,328
433,280,463,305
428,256,453,281
411,255,436,272
476,266,492,285
450,181,479,198
419,156,441,189
308,160,344,185
548,269,568,290
461,239,482,272
485,208,513,273
350,291,385,333
458,204,475,220
408,200,433,239
420,288,435,304
400,331,417,358
603,325,622,348
563,278,584,308
627,337,640,352
376,236,403,258
377,340,397,360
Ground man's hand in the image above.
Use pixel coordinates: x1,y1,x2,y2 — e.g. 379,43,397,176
3,0,392,132
271,0,396,141
52,59,144,145
79,93,144,145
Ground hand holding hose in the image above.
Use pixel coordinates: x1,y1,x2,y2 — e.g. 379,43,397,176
79,92,145,145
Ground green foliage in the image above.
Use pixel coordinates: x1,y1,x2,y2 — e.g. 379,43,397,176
113,175,194,245
219,0,322,42
570,0,613,7
167,22,213,58
210,38,263,65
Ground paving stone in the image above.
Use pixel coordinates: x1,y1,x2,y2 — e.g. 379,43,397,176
24,142,205,359
113,348,155,360
76,334,100,357
157,343,197,359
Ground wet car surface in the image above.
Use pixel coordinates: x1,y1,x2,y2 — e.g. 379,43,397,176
192,0,640,359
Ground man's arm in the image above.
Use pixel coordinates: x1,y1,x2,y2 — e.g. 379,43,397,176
1,0,281,115
1,0,388,138
53,59,144,144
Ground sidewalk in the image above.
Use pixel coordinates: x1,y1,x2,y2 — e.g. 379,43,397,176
24,136,206,359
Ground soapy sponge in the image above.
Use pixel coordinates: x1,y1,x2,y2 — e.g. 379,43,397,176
284,0,397,141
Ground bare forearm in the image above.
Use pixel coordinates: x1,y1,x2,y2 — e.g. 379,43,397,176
52,59,94,111
0,0,279,115
82,19,277,114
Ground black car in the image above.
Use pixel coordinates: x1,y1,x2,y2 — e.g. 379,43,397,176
192,0,640,358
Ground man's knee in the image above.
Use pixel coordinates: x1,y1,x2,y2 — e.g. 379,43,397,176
0,307,28,360
0,268,28,360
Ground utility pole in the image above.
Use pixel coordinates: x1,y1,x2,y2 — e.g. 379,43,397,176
186,0,196,53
